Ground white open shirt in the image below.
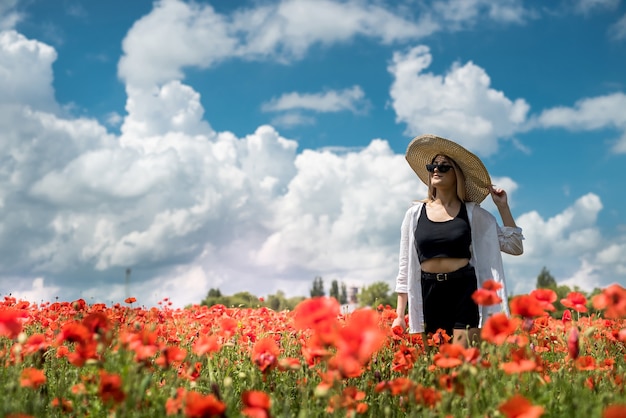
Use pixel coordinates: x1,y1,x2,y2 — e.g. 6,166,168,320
395,201,524,334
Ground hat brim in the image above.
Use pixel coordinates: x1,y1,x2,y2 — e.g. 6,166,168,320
405,134,492,203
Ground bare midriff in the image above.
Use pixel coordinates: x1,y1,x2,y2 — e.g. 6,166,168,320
421,257,470,274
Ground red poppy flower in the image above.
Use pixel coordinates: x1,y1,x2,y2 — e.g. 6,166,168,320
82,312,111,334
125,297,137,304
575,355,596,371
374,381,388,393
184,391,226,418
510,295,545,318
219,317,238,338
482,279,503,291
433,343,469,369
391,325,405,340
603,404,626,418
57,322,92,345
178,361,203,382
251,337,280,373
71,298,87,311
326,386,367,415
430,329,451,346
242,390,271,418
592,284,626,319
530,289,557,312
498,394,544,418
67,341,98,367
51,397,73,413
500,348,538,374
392,344,418,374
156,346,188,368
381,308,398,323
560,292,588,313
439,372,464,395
22,333,50,356
98,371,125,404
20,367,46,389
327,352,363,378
293,297,340,329
292,297,340,344
70,383,86,396
335,309,386,366
193,335,222,357
124,328,160,362
82,312,113,345
414,385,442,409
0,308,28,339
472,288,502,306
165,387,186,415
386,377,414,396
481,313,520,345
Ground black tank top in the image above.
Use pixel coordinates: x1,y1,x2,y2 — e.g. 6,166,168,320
415,202,472,264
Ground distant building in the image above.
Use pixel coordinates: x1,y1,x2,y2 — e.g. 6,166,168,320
347,286,359,304
341,286,360,314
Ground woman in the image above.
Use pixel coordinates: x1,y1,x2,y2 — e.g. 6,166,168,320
392,134,524,348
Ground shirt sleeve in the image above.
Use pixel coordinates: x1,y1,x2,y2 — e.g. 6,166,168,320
470,205,512,321
497,225,524,255
395,206,413,293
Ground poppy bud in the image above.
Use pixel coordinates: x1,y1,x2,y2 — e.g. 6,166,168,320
568,327,579,360
562,309,572,323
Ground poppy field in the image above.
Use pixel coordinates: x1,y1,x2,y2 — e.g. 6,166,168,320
2,284,626,417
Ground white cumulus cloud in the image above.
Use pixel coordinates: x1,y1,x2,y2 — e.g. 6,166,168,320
0,30,58,111
388,45,530,156
262,86,368,114
118,0,533,90
432,0,530,26
536,93,626,153
574,0,620,14
117,0,432,88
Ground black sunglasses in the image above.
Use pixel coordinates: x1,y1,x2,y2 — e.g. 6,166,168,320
426,164,453,173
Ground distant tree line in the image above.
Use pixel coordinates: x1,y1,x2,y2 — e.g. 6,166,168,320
310,277,349,304
200,288,305,311
200,266,605,315
200,277,395,310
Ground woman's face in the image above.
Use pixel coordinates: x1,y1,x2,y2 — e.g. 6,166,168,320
429,155,457,189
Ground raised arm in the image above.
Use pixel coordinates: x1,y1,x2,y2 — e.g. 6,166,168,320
490,186,524,255
490,186,517,228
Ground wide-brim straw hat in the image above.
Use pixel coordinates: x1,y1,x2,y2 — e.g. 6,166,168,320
405,133,492,203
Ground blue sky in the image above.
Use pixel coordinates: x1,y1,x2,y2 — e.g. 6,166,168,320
1,0,625,307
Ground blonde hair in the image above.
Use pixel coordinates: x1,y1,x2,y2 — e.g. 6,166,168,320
425,155,468,202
